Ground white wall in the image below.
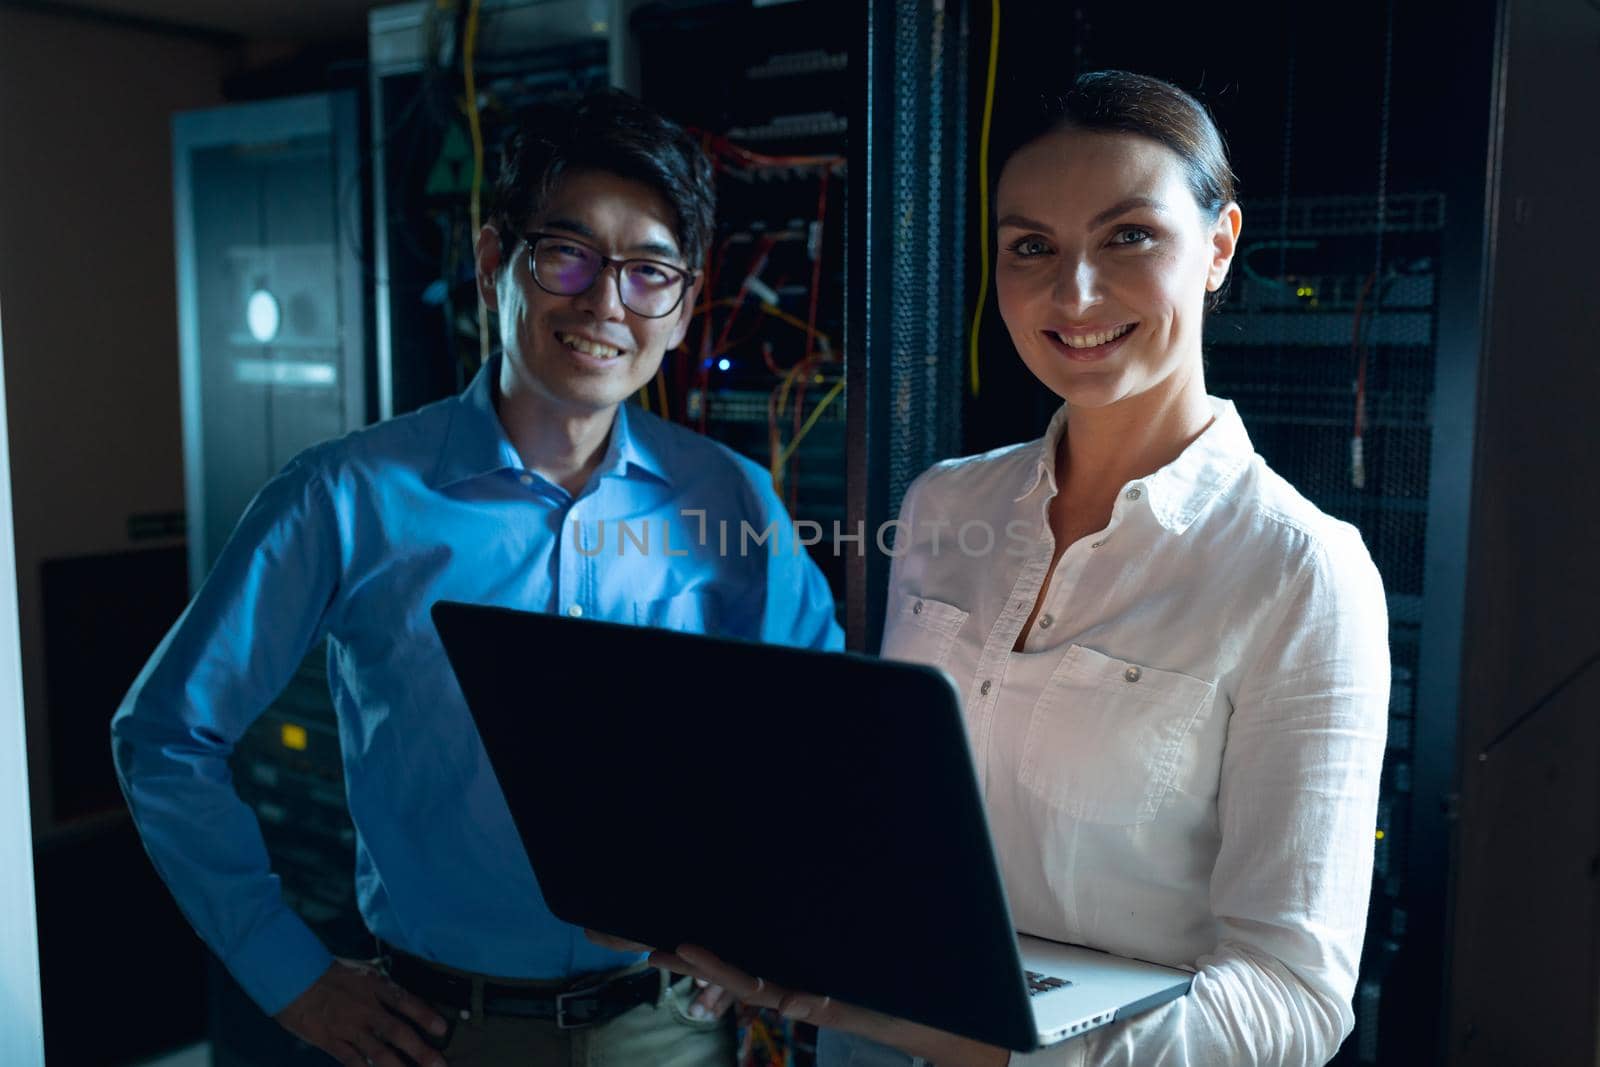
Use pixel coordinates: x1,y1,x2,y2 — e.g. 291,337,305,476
0,6,225,833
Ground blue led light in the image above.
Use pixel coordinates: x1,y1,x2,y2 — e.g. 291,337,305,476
717,359,731,372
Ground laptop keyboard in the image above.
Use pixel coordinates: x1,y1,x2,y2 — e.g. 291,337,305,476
1025,970,1073,996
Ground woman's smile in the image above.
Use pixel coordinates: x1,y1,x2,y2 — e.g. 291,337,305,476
1042,322,1139,361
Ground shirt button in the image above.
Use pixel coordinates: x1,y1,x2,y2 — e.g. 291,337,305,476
1090,540,1106,549
980,680,992,696
1124,666,1142,683
1038,613,1053,629
518,473,534,487
1126,487,1142,501
913,600,924,615
567,605,584,618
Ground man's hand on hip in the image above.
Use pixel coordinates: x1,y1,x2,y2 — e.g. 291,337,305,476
274,958,450,1067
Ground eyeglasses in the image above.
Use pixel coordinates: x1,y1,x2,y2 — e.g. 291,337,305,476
517,231,695,319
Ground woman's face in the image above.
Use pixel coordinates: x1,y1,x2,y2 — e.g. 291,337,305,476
994,129,1239,411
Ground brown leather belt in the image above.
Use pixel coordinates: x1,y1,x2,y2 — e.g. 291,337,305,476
380,943,662,1029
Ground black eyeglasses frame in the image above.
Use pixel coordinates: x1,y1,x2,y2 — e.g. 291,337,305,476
516,231,697,319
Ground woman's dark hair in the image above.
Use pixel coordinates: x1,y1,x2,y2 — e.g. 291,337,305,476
489,89,715,270
1016,70,1237,216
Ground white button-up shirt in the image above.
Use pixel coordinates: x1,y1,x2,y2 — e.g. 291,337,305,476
881,398,1389,1066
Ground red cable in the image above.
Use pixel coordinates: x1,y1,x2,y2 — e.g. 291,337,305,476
696,129,845,171
788,170,832,506
716,235,777,355
798,169,828,372
688,130,843,454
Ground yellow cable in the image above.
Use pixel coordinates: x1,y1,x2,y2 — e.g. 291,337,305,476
768,425,782,492
463,0,489,368
968,0,1000,397
768,376,792,490
777,378,846,471
757,303,835,349
770,362,805,491
775,360,802,418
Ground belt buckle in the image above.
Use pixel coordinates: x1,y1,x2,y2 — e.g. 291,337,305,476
555,982,603,1030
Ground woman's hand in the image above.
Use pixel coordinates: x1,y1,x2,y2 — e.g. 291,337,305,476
582,930,735,1022
589,932,1010,1067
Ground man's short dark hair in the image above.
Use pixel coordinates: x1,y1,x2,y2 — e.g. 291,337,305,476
489,89,715,270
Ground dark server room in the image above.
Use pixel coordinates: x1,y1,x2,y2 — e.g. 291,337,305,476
0,1,1595,1065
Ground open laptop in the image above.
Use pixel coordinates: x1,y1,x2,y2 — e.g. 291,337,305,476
431,600,1193,1053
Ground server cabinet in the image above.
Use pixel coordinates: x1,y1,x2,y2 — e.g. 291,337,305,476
172,91,373,1066
367,0,613,421
173,91,368,588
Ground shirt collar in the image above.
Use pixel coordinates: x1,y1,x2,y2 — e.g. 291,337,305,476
1013,396,1255,535
431,354,673,490
602,398,673,486
1014,402,1073,503
430,356,523,489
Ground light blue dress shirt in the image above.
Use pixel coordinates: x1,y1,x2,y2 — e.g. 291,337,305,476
111,355,843,1015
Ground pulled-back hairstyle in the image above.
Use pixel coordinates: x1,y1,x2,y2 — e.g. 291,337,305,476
1010,71,1239,309
489,89,715,270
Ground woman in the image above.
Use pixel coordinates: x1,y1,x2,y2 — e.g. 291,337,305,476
618,71,1390,1066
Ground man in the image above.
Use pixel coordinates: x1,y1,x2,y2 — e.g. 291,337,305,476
112,90,842,1067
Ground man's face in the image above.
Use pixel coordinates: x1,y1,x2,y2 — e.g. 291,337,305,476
478,169,698,418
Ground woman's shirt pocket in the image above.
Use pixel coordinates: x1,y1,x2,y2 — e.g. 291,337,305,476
878,594,969,669
1018,644,1216,826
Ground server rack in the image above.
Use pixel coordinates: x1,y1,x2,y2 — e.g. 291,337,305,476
632,0,854,623
1202,192,1444,1064
172,91,369,592
367,0,614,421
171,89,374,1064
848,0,970,653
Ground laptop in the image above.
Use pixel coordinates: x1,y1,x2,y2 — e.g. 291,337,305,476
431,600,1193,1053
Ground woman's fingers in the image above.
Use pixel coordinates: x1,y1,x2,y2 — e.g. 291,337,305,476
673,944,788,1010
701,984,736,1019
647,948,699,976
776,992,836,1024
583,929,654,953
777,991,908,1051
604,939,847,1028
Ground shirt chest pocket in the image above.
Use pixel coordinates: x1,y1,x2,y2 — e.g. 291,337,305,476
1019,644,1216,826
878,594,969,669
